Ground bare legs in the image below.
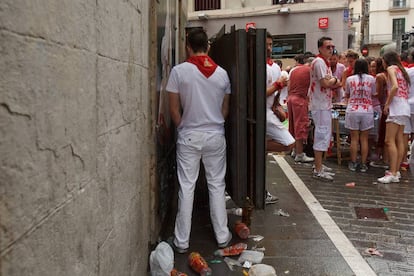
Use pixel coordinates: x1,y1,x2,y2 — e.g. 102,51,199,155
384,122,404,175
295,138,304,155
402,134,409,165
360,130,369,164
349,130,359,163
314,150,324,172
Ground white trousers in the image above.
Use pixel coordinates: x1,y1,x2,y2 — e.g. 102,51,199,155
174,131,230,249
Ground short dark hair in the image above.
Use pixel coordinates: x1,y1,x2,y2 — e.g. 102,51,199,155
275,59,282,67
304,51,315,59
345,49,359,59
266,32,273,39
294,54,305,64
317,37,332,48
187,28,209,53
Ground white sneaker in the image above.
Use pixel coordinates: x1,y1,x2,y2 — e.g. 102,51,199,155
378,172,400,184
321,164,334,172
265,191,279,204
295,153,314,163
385,170,401,179
312,164,335,175
313,170,334,181
290,149,296,158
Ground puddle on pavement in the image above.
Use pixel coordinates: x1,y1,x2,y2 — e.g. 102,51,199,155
354,207,389,220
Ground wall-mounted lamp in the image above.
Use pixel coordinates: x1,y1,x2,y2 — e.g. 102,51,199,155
279,7,290,14
198,13,209,20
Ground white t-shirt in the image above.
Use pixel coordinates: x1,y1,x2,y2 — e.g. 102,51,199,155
345,74,376,113
406,67,414,114
266,62,282,110
266,62,285,129
387,65,410,117
166,62,231,135
309,57,333,111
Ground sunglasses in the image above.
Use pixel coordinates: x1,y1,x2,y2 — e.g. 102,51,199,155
325,45,335,50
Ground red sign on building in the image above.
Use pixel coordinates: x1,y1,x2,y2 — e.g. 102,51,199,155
246,22,256,32
318,17,329,29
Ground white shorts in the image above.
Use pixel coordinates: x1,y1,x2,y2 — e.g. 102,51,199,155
386,115,410,128
345,112,374,131
403,114,414,134
312,110,332,151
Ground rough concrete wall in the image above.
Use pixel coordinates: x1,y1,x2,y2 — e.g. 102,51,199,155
0,1,154,275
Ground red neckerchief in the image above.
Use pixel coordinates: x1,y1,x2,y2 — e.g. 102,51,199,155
317,54,330,67
402,61,409,67
267,58,274,66
187,55,218,78
404,63,414,68
345,66,353,76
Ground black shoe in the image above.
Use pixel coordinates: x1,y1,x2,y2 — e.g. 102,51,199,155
167,237,188,254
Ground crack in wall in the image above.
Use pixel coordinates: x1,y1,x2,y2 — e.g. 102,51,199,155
0,27,92,54
0,177,94,256
97,121,135,137
0,102,31,120
124,0,141,14
35,139,59,159
0,192,74,256
63,143,86,170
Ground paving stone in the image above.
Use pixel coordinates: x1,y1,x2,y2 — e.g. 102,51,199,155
287,156,414,276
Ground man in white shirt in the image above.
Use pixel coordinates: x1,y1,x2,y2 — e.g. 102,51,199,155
308,36,342,181
167,28,232,253
266,33,295,154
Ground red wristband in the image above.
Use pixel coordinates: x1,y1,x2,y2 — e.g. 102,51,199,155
273,81,283,90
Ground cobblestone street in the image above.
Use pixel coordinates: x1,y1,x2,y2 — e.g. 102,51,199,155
284,155,414,275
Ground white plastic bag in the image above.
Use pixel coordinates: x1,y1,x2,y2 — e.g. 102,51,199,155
238,250,264,264
249,264,277,276
150,241,174,276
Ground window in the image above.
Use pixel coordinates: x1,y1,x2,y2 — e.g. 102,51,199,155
195,0,220,11
392,18,405,40
392,0,406,8
271,34,306,58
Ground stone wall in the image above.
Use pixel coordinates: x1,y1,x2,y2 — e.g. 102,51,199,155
0,1,155,275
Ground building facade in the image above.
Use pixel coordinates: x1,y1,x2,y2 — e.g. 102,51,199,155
348,0,363,51
363,0,414,56
187,0,352,62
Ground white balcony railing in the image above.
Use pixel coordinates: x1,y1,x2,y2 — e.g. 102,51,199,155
365,33,394,45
